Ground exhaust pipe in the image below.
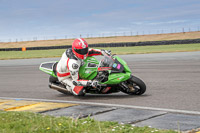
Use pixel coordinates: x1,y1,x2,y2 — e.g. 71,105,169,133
49,83,70,94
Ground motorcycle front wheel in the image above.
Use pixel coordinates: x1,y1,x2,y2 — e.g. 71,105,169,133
125,75,146,95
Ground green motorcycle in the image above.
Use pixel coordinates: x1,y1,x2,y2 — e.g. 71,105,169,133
39,54,146,95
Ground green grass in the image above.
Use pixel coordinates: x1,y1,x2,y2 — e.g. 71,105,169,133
108,43,200,54
0,111,177,133
0,43,200,60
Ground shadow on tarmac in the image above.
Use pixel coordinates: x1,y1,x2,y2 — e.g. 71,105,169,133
56,92,150,100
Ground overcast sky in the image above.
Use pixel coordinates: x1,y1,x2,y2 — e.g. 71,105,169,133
0,0,200,41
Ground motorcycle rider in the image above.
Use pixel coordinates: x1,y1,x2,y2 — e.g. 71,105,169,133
56,38,110,96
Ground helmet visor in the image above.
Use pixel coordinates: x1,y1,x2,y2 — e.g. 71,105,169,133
74,47,88,55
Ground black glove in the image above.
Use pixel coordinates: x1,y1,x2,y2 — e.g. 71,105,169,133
87,80,99,88
73,81,79,86
72,81,86,86
73,80,98,87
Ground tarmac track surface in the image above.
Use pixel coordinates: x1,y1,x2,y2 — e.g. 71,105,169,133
0,51,200,112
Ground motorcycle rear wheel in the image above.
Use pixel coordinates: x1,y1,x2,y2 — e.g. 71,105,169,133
126,75,146,95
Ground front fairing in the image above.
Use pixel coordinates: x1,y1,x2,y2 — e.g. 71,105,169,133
101,73,131,84
113,56,131,73
79,55,132,84
99,55,132,85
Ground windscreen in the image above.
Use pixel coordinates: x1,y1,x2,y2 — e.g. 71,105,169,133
99,55,114,67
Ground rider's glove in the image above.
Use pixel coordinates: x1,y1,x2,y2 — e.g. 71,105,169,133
73,80,99,88
73,80,88,86
101,49,111,56
87,80,99,88
72,81,79,86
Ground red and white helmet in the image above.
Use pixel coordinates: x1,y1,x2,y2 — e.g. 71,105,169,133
72,38,89,60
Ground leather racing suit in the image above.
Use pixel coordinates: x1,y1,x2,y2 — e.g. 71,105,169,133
56,48,103,95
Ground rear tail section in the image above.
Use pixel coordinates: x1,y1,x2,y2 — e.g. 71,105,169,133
39,61,58,77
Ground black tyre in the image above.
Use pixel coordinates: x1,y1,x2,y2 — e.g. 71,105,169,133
126,75,146,95
49,76,58,83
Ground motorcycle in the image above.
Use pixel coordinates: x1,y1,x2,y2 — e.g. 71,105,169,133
39,53,146,96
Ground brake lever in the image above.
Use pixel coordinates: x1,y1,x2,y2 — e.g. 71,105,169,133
111,54,116,57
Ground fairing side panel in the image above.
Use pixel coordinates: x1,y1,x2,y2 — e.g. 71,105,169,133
114,56,131,73
102,73,131,84
101,56,131,84
39,61,57,77
79,57,99,80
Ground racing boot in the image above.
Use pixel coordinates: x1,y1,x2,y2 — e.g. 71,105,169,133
72,86,86,96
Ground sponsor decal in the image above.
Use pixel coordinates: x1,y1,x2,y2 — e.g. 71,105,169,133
85,69,92,74
72,63,79,69
117,64,121,69
117,76,124,80
113,63,117,68
119,76,124,80
98,67,112,71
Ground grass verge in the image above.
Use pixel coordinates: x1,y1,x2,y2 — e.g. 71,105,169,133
0,111,177,133
0,43,200,60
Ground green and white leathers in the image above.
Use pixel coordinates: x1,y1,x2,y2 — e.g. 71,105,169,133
39,54,146,96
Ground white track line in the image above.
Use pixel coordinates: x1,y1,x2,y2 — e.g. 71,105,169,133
1,97,200,115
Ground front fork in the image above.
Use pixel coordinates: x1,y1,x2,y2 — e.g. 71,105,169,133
119,81,130,92
119,77,138,93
